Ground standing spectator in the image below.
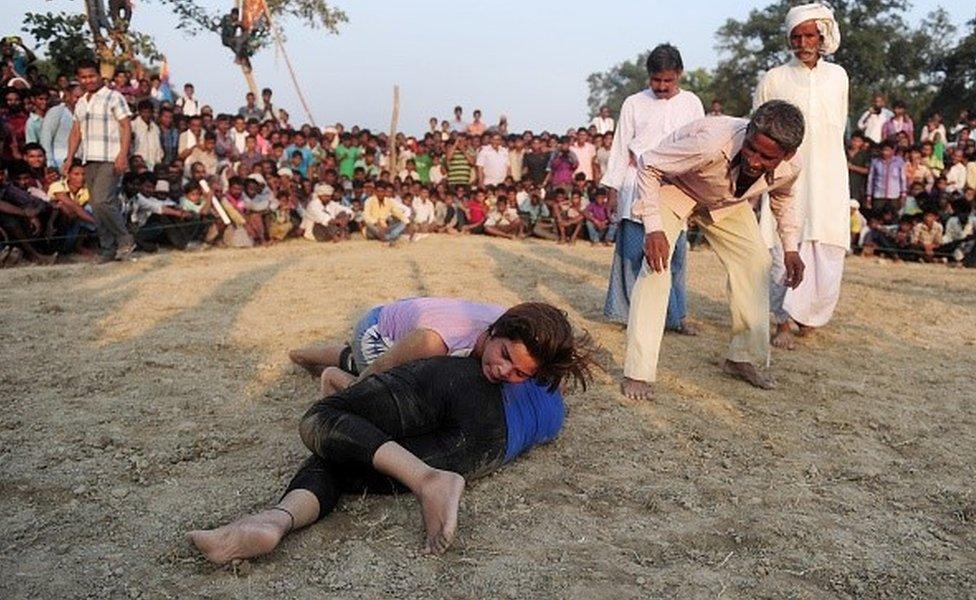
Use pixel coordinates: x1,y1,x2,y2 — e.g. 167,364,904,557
158,107,179,166
708,99,723,116
544,137,578,191
882,101,914,144
865,141,906,222
176,83,201,117
0,36,36,78
466,110,487,136
570,129,597,182
450,105,466,132
40,83,79,168
446,136,475,187
260,88,276,122
131,100,163,169
178,115,204,160
335,133,361,180
476,133,509,186
589,106,615,134
63,59,135,263
857,93,893,144
920,113,947,147
24,88,48,145
522,137,551,187
846,133,870,203
238,92,263,121
945,148,967,193
507,136,525,183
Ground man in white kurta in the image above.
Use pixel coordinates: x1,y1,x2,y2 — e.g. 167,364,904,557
754,3,850,349
602,44,704,332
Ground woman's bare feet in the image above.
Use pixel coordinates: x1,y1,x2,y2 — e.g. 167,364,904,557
620,377,654,401
771,322,796,350
722,359,776,389
415,469,465,555
289,344,346,378
320,366,356,395
187,509,292,565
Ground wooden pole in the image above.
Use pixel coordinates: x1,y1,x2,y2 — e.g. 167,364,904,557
263,5,317,127
388,85,400,175
240,64,259,99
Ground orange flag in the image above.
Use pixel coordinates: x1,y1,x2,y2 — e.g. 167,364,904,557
242,0,268,30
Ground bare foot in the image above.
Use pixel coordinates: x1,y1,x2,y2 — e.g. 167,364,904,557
187,509,291,565
320,366,355,396
620,377,654,401
796,324,816,338
666,319,699,336
771,323,795,350
722,360,776,390
288,348,327,377
415,469,465,555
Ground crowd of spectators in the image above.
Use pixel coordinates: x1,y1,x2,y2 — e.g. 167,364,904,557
848,93,976,265
0,42,622,267
1,36,975,268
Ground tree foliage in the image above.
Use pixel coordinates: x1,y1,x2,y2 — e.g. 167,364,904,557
22,10,162,77
153,0,347,43
587,1,967,121
928,16,976,119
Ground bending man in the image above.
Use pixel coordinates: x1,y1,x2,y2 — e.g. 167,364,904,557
754,2,850,349
188,307,593,563
622,101,806,400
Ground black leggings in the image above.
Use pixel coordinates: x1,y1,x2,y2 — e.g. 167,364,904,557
286,357,508,521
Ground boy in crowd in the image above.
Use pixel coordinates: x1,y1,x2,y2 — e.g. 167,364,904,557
484,197,525,239
584,187,615,245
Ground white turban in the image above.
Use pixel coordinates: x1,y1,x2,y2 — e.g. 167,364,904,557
785,2,841,55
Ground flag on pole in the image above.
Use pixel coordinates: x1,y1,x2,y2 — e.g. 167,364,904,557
242,0,268,30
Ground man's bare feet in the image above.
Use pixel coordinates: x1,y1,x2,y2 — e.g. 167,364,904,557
666,319,699,336
288,347,328,377
415,469,465,555
620,377,654,401
796,324,816,338
187,509,291,565
771,322,795,350
722,359,776,390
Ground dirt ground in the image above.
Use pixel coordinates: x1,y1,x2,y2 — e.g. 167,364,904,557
1,235,974,599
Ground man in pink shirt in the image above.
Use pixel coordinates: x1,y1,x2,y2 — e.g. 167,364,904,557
623,100,807,400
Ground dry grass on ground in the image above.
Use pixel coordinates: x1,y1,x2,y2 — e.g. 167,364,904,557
1,236,975,599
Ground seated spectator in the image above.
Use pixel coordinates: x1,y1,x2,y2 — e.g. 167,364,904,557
301,183,346,243
178,180,219,245
409,186,437,239
183,132,218,177
941,196,975,262
866,141,906,223
129,175,196,252
221,175,265,246
47,160,96,255
912,209,944,262
945,148,967,193
460,189,487,234
584,188,615,245
362,181,407,245
433,191,461,233
0,162,56,264
551,188,584,244
484,197,525,240
849,200,866,252
518,189,556,240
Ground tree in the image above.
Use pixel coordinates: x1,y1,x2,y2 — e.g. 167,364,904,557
586,51,650,118
23,11,162,80
711,0,954,117
153,0,347,44
927,16,976,120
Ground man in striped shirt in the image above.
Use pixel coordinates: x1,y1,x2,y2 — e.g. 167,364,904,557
64,59,135,262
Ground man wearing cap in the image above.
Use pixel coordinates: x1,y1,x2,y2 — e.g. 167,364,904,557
754,2,850,350
301,183,352,242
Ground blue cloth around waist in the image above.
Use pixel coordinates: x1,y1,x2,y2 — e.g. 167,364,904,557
501,380,565,463
351,305,383,371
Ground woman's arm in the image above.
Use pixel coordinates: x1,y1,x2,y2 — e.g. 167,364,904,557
356,328,449,381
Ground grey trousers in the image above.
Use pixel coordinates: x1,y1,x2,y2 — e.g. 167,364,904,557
84,161,133,258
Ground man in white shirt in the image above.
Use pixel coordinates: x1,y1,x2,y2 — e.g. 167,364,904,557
945,148,968,193
476,133,510,186
856,93,892,145
589,106,615,134
176,83,201,117
601,44,705,334
754,2,851,350
131,100,163,169
570,130,597,181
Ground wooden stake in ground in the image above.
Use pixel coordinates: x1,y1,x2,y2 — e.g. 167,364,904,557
389,85,400,175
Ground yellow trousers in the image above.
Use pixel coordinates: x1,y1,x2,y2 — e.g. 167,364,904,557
624,200,772,382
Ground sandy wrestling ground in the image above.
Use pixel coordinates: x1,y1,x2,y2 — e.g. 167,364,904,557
1,235,974,599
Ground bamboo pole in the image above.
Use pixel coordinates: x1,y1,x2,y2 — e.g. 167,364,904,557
388,85,400,175
262,5,316,127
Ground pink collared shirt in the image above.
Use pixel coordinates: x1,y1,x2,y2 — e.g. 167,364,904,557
632,116,802,251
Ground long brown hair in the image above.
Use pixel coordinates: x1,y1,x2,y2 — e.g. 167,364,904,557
488,302,594,392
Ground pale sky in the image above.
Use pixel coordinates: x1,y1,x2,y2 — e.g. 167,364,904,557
5,1,972,133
